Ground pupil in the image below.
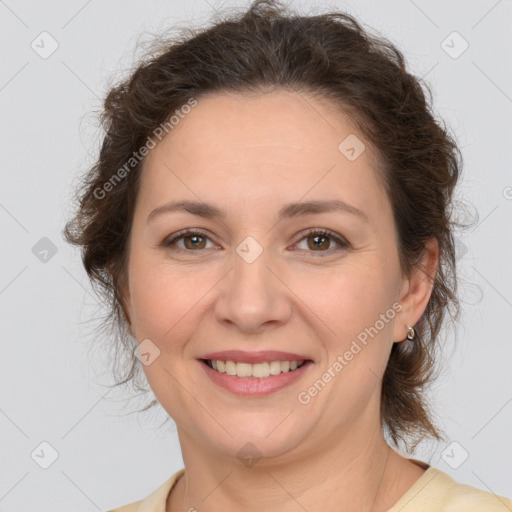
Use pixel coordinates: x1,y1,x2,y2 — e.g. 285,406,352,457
186,235,204,249
310,235,328,250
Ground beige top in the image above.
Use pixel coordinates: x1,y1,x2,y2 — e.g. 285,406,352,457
107,466,512,512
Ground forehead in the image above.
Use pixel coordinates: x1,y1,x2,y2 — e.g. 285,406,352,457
138,90,389,222
148,90,368,166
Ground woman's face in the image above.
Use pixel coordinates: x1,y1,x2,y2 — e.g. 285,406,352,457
123,90,433,463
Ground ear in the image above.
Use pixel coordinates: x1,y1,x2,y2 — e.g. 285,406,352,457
393,237,439,342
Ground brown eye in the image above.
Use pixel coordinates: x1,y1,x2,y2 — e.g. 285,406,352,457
163,229,215,252
182,233,207,250
294,229,348,255
307,233,330,250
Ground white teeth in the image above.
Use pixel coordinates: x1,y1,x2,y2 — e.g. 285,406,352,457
269,361,282,375
207,359,306,378
236,362,252,378
225,360,237,376
253,361,269,378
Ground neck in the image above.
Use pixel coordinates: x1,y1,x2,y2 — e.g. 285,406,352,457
167,420,412,512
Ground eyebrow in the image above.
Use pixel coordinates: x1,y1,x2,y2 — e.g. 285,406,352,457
147,199,368,224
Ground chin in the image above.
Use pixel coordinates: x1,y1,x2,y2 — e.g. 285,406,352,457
193,414,311,465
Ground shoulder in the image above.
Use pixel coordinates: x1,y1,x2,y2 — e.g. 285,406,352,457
106,468,185,512
389,467,512,512
107,502,140,512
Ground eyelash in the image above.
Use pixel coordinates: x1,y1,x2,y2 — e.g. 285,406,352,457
162,228,349,257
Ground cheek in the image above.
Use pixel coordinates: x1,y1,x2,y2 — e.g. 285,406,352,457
303,269,396,407
299,261,397,336
300,261,398,389
127,252,192,340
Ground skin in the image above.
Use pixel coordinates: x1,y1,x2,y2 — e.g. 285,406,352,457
123,90,438,512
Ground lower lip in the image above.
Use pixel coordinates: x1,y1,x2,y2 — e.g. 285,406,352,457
199,360,313,397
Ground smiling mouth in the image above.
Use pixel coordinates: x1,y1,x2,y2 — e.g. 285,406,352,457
201,359,310,378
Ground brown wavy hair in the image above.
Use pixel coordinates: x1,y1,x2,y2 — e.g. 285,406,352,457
63,0,471,452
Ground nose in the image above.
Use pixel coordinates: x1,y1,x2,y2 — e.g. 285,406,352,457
213,243,293,333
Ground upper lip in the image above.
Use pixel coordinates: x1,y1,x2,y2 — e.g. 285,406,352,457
201,350,312,364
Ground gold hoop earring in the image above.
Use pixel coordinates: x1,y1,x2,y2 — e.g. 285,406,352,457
406,324,415,340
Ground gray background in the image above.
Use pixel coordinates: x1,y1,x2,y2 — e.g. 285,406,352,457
1,0,511,510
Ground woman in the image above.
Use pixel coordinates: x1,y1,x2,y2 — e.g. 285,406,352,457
63,1,512,510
